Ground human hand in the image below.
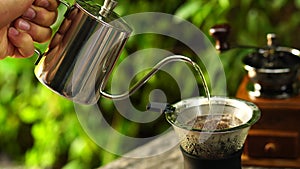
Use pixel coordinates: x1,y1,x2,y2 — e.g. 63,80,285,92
0,0,58,59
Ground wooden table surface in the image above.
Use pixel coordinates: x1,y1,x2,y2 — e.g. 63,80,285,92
98,131,292,169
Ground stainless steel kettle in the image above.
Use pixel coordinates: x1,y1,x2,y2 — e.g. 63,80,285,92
34,0,196,105
34,0,132,104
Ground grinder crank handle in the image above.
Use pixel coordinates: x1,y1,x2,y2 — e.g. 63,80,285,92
34,0,74,65
209,24,263,52
209,24,231,52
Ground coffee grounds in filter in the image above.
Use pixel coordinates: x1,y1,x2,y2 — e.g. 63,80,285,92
187,114,243,130
180,114,244,159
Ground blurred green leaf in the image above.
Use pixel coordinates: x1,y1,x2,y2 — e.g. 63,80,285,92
19,107,41,123
218,0,230,8
175,1,202,19
69,138,93,162
271,0,288,10
296,0,300,8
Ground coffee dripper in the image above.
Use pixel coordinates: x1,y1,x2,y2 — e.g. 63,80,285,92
34,0,196,104
161,96,261,169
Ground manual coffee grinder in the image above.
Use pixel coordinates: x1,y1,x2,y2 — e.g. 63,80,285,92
210,24,300,168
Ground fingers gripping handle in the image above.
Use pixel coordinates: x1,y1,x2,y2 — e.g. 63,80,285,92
34,0,73,65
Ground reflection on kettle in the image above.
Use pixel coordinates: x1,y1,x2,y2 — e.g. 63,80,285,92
35,0,132,104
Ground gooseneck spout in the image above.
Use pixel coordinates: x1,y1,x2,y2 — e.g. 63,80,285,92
100,55,196,100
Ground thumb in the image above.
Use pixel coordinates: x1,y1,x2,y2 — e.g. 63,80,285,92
0,0,34,28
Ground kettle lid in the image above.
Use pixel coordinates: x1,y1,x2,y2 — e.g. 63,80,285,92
77,0,132,34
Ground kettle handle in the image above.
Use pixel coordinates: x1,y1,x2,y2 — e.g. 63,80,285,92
34,0,73,65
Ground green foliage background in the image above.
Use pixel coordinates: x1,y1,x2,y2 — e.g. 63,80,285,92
1,0,300,168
